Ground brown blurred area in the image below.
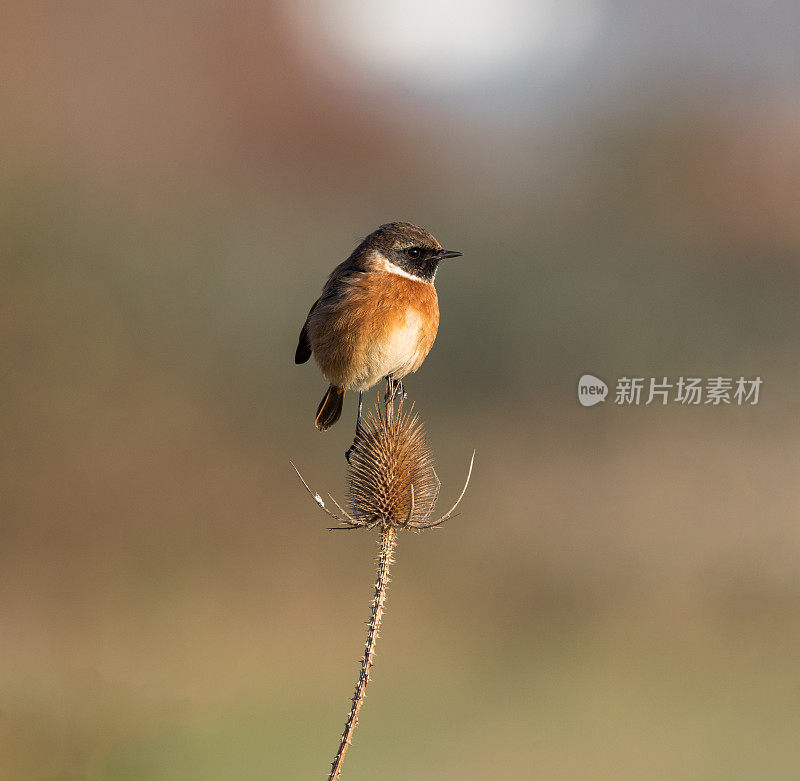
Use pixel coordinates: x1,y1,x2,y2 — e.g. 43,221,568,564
2,2,800,778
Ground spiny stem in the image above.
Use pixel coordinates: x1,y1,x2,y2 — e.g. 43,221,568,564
328,527,397,780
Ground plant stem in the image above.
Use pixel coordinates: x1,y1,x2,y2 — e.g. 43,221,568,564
328,526,397,780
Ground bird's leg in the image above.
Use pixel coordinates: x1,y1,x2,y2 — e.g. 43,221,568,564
387,377,406,401
387,376,404,401
382,376,406,424
382,376,394,422
356,390,364,431
385,375,403,406
344,391,364,463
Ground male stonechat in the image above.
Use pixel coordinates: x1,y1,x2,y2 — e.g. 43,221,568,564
295,222,461,445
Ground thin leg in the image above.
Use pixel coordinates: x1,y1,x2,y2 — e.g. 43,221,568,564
384,376,403,404
345,391,364,463
355,391,364,431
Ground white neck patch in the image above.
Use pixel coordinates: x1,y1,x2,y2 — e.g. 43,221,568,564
380,257,435,284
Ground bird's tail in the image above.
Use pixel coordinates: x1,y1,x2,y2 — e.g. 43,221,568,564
315,385,345,431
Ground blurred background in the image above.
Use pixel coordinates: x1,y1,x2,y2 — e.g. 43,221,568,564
2,1,800,778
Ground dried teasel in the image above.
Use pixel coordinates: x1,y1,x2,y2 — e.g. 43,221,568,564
291,389,474,780
346,402,439,529
292,399,473,532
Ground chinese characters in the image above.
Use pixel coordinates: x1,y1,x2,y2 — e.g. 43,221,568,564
613,376,762,405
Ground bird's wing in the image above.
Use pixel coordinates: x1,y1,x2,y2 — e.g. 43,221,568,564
295,265,362,365
294,299,318,364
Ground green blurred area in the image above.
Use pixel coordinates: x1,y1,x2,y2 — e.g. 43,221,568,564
2,2,800,778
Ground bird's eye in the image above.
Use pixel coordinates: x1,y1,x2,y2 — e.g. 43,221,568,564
406,247,421,259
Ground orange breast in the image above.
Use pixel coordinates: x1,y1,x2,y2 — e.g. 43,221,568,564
307,272,439,391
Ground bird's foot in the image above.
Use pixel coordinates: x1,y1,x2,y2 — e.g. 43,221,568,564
383,378,405,405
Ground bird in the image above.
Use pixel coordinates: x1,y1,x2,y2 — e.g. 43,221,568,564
295,221,462,442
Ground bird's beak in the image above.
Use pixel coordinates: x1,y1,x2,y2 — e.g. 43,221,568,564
438,249,463,259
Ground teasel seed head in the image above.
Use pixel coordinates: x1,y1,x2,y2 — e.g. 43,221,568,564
347,401,438,529
291,398,474,533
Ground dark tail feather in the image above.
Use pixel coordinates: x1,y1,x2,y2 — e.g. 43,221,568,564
315,385,345,431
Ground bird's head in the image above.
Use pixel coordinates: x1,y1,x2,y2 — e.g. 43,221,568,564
360,222,462,282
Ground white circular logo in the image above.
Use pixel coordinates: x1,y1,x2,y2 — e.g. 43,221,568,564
578,374,608,406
